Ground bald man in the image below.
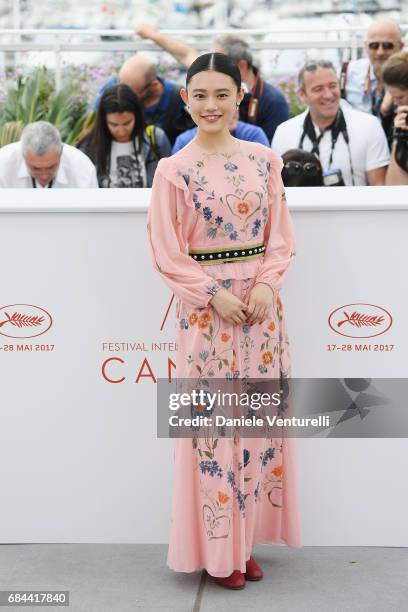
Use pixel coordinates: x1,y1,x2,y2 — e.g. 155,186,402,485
135,24,290,141
341,19,404,116
94,54,193,145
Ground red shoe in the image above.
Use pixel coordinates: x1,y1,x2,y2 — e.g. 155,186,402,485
212,570,246,589
244,556,263,581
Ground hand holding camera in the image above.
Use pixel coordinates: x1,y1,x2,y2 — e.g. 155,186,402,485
394,105,408,131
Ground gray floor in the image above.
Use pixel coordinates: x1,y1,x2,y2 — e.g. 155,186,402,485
0,544,407,611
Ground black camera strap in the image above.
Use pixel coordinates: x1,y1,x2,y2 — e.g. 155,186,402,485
31,177,53,188
299,108,355,185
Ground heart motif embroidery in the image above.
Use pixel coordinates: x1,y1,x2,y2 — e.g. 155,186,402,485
202,504,231,540
225,191,262,221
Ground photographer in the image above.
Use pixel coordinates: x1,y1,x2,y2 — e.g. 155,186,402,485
382,52,408,185
272,61,390,186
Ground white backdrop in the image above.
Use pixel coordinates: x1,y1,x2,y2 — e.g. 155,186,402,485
0,186,407,545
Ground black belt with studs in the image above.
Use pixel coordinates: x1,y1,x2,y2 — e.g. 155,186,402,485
189,243,265,265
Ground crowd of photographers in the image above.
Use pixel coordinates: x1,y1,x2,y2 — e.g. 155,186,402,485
0,18,407,189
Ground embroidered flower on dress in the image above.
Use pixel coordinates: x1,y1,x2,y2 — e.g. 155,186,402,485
203,206,212,220
189,313,198,326
227,470,236,487
242,324,251,333
272,465,283,477
254,481,260,500
199,460,223,477
260,447,275,466
236,201,250,215
218,491,230,504
229,231,238,240
179,318,188,330
215,216,223,225
251,218,262,237
192,193,201,210
258,364,268,374
236,489,246,512
224,162,238,172
222,279,232,289
224,222,234,232
198,312,212,328
262,351,273,364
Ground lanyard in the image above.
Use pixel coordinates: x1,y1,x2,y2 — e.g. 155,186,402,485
31,177,53,188
299,109,355,185
364,65,384,117
299,111,342,168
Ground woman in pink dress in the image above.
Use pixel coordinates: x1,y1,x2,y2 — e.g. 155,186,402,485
147,53,302,590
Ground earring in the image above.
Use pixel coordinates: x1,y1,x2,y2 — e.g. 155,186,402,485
186,104,191,112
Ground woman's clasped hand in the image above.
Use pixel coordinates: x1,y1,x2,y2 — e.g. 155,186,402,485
210,282,274,326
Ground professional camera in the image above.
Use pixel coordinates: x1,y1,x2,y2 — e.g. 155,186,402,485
393,111,408,172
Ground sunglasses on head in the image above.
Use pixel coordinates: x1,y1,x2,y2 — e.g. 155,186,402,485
368,42,397,51
283,161,320,176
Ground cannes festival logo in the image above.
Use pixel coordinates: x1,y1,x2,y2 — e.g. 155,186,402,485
0,304,53,339
328,303,392,338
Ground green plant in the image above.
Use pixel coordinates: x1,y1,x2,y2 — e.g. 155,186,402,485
0,67,89,146
0,121,24,147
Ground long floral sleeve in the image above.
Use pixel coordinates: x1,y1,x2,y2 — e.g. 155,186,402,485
147,159,222,308
255,151,296,291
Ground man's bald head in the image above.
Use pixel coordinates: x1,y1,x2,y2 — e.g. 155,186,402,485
367,19,402,41
118,55,158,102
365,19,404,72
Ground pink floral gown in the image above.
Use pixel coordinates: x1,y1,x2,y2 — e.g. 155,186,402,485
147,139,302,577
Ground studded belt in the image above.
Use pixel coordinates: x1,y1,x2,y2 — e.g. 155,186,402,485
189,242,265,265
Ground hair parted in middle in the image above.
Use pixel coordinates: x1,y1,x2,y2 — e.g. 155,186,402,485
186,52,242,90
83,83,146,177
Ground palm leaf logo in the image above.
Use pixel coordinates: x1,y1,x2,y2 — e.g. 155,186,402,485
0,311,45,329
337,311,385,328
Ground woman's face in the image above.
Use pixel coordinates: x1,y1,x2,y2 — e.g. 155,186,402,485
105,111,136,143
181,70,244,134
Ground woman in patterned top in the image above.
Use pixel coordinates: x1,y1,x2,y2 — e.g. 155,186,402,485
77,84,170,187
147,53,301,590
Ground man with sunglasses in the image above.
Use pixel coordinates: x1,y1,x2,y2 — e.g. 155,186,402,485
341,19,404,117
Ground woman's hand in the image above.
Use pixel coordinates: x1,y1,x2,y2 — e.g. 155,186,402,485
244,283,274,325
380,90,394,117
394,105,408,130
209,287,248,325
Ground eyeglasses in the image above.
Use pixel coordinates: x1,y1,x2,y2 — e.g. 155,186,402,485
283,161,320,176
368,42,397,51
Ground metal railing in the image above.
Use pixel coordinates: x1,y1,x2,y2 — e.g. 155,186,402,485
1,26,408,89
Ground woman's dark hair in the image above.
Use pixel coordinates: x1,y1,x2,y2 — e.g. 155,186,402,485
186,52,241,90
382,51,408,90
281,149,324,187
82,84,145,177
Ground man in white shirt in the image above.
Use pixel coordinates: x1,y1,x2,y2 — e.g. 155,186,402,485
0,121,98,188
341,19,404,116
271,60,390,186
